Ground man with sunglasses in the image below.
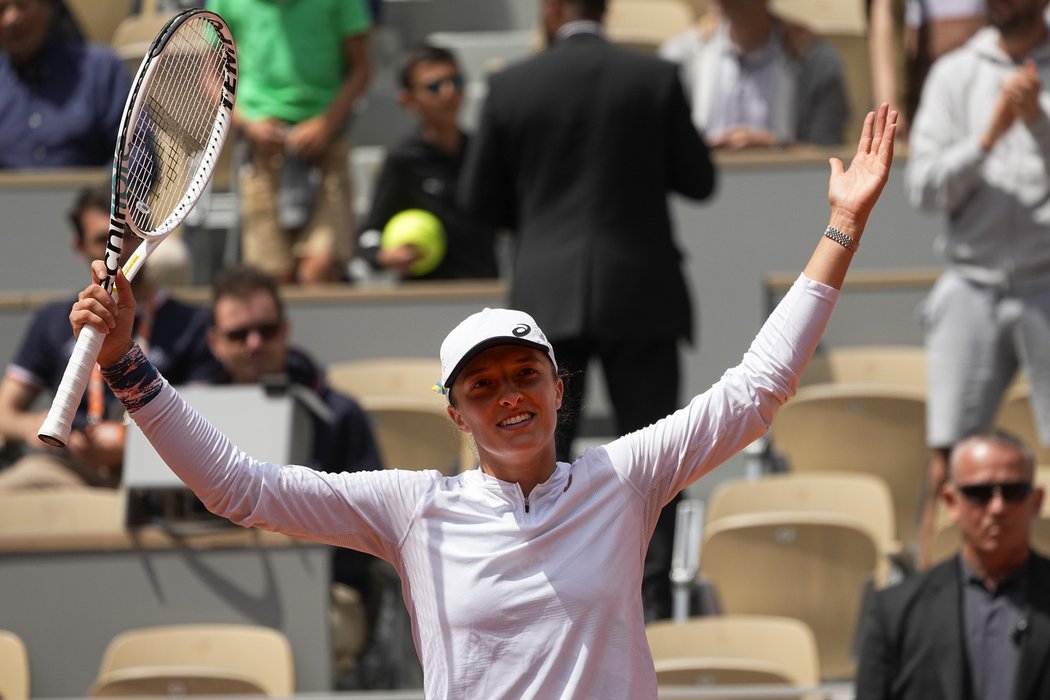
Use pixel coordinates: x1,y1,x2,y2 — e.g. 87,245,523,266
356,43,498,281
205,264,382,474
0,185,215,490
202,264,386,685
855,429,1050,700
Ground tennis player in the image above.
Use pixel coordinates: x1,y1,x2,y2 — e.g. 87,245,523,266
70,105,897,698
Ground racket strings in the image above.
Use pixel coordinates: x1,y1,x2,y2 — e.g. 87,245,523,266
126,17,230,234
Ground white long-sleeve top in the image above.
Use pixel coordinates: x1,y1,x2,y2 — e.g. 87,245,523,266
108,273,837,699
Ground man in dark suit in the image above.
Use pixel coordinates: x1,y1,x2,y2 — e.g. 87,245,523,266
855,429,1050,700
459,0,716,622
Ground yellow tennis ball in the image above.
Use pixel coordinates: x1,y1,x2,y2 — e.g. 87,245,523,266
381,209,447,277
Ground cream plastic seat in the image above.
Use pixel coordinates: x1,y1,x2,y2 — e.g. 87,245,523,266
605,0,697,53
0,488,125,535
0,630,29,700
769,382,927,548
89,624,293,697
646,615,819,689
328,358,444,401
362,397,475,475
700,512,879,680
706,472,900,585
110,7,178,71
800,345,926,391
328,359,476,474
91,668,267,697
66,0,136,45
996,380,1050,465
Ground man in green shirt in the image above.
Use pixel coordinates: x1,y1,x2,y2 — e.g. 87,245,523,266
208,0,373,284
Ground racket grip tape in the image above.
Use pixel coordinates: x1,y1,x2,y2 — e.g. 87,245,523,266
37,325,106,448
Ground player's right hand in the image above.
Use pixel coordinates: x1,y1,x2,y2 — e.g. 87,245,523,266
70,261,137,367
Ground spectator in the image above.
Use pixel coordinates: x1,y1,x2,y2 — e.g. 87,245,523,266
206,0,373,284
202,264,386,686
868,0,987,132
459,0,716,622
854,430,1050,700
356,43,499,281
0,0,131,169
905,0,1050,567
659,0,851,148
0,185,215,489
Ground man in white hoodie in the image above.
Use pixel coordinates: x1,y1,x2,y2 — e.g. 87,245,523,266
905,0,1050,568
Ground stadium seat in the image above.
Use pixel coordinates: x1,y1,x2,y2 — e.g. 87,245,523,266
65,0,135,45
0,630,29,700
0,488,125,535
89,624,293,697
646,615,820,689
327,359,476,474
769,382,928,548
700,511,880,680
799,345,926,391
996,380,1050,465
92,669,267,697
605,0,697,53
706,472,900,585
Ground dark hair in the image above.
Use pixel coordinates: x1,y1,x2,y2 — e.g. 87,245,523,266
67,185,110,242
397,43,460,90
210,265,285,324
566,0,606,20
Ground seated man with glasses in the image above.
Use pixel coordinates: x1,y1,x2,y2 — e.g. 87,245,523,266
855,429,1050,700
0,185,212,489
202,264,386,685
355,43,499,281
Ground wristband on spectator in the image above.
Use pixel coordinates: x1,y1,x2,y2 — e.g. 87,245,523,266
823,225,858,252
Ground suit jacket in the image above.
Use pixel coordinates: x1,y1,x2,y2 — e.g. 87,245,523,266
460,31,716,343
854,553,1050,700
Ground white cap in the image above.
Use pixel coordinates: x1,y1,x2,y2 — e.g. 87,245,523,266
440,308,557,390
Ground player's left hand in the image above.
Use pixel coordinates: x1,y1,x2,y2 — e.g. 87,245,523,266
827,103,897,232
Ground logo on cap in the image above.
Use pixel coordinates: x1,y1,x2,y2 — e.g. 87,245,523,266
512,324,530,337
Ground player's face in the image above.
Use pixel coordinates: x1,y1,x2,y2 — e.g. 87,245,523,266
448,345,562,475
0,0,52,65
945,440,1043,562
403,60,464,128
209,290,289,384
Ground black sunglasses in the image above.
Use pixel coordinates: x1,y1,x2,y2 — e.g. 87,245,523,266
220,321,281,343
419,74,465,95
957,481,1033,505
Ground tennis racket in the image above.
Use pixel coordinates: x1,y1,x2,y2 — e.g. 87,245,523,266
38,9,237,448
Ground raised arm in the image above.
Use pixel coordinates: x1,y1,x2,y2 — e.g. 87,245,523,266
805,104,898,289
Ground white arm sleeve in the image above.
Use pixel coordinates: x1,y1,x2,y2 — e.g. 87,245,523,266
605,273,838,504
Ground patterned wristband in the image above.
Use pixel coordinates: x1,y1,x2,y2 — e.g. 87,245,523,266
824,225,858,252
99,344,164,413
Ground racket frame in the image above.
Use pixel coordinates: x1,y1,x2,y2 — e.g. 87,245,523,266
38,9,237,448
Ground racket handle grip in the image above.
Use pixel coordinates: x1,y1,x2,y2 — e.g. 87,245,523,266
38,325,105,448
